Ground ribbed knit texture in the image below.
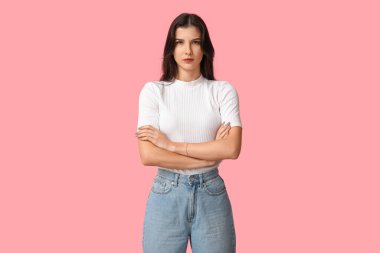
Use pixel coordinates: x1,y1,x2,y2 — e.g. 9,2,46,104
137,74,242,175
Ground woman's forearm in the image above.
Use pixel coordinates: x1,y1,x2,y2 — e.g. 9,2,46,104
138,140,217,170
167,127,242,160
168,139,233,161
136,125,241,162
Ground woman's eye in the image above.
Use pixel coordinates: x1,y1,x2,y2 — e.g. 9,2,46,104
175,41,200,45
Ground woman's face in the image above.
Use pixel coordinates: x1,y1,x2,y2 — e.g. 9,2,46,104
173,26,203,74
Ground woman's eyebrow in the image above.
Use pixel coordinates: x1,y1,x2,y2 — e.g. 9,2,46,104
175,38,201,41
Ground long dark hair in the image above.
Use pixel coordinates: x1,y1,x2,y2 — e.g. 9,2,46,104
159,13,216,82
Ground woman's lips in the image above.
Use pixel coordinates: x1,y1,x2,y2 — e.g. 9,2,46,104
183,59,194,63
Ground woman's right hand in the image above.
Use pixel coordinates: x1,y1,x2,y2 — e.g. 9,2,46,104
215,122,231,140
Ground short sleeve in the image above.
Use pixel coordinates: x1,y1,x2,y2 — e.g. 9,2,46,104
137,82,159,131
218,82,242,128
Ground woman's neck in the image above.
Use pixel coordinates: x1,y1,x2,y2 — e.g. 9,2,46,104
175,71,201,82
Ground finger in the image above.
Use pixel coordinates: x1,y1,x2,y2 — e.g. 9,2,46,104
137,134,147,140
219,131,228,139
141,135,155,142
219,132,229,139
216,128,226,138
216,124,227,134
217,130,226,138
138,135,154,142
219,129,231,139
219,125,231,136
216,125,229,138
137,129,154,136
140,127,159,134
136,133,145,139
136,131,144,137
138,125,154,130
137,129,149,135
218,122,230,131
137,132,153,139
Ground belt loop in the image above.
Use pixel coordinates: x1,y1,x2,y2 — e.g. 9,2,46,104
174,173,179,187
199,174,204,189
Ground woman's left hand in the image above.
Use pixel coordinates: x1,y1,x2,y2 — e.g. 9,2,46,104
136,125,172,150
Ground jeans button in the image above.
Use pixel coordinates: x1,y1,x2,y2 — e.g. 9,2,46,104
189,175,195,185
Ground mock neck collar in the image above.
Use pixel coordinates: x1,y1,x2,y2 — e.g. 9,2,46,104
174,74,205,86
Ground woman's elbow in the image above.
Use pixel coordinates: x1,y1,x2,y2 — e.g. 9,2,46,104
141,157,151,166
139,151,154,166
138,140,156,166
230,151,240,160
230,146,241,160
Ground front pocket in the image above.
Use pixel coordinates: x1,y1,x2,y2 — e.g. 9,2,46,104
204,175,226,196
151,176,173,194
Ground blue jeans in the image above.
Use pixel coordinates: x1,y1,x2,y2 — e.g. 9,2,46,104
142,168,236,253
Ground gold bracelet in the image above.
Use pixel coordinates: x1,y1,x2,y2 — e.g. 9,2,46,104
185,143,189,156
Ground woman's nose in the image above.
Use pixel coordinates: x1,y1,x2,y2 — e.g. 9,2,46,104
185,44,192,54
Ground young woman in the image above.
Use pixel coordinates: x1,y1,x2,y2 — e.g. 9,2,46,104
136,13,242,253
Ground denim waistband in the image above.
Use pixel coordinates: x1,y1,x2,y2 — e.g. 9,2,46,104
156,168,220,187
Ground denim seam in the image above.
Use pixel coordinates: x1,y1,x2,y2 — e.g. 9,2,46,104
203,175,221,184
203,177,226,196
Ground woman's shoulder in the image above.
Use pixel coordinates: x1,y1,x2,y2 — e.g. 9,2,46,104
205,79,239,104
206,78,238,92
139,80,175,99
142,80,174,89
140,80,169,90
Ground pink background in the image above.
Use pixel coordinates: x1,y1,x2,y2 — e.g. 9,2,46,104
1,0,379,252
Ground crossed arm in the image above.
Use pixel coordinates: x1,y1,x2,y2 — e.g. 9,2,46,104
136,124,242,169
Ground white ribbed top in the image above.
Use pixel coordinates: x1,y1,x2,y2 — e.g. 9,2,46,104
137,74,242,175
